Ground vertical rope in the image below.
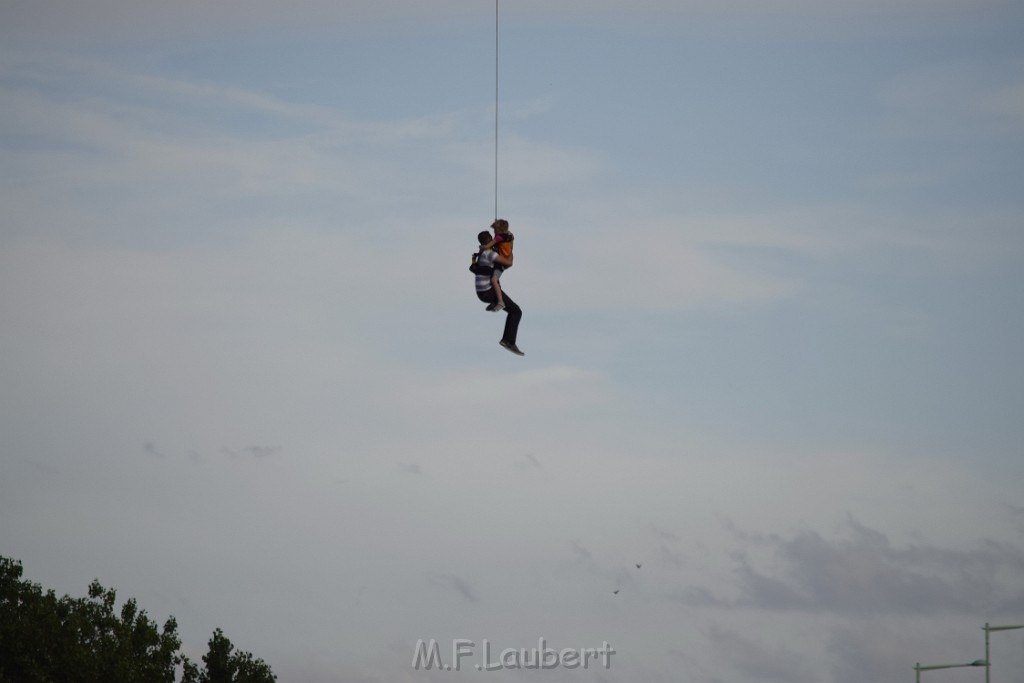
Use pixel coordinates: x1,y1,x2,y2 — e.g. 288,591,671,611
493,0,497,220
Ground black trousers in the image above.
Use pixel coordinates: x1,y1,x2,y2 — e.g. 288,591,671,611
477,288,522,345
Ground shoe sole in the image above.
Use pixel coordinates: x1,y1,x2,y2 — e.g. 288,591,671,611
499,342,524,356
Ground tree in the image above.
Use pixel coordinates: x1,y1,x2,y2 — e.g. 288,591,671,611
193,628,275,683
0,556,275,683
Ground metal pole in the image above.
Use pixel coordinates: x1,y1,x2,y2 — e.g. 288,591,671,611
983,623,1024,683
915,661,988,680
985,623,990,683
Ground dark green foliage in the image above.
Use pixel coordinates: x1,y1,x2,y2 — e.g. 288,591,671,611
194,629,275,683
0,556,275,683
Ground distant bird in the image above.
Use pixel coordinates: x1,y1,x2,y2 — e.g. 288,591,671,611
636,563,642,569
612,589,619,595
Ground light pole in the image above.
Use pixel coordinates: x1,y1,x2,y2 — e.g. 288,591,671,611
915,660,987,683
983,623,1024,683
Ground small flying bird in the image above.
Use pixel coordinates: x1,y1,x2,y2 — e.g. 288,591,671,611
635,563,642,569
612,589,619,595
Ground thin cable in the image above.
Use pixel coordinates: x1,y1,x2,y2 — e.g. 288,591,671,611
493,0,497,220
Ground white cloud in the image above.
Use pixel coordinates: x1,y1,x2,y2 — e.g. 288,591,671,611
0,53,835,317
706,624,818,683
879,59,1024,140
390,364,613,436
979,81,1024,132
523,220,802,312
3,0,1019,44
692,520,1024,614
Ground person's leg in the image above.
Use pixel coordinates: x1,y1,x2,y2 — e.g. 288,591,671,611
477,288,498,307
485,282,504,311
491,273,505,307
499,292,522,345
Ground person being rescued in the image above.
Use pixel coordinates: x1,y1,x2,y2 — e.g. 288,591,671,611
490,218,514,267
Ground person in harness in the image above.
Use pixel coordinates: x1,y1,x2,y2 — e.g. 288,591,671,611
471,228,524,356
472,236,506,313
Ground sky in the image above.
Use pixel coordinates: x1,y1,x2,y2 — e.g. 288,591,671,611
2,1,1024,682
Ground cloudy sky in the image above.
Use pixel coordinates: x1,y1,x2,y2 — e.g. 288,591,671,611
2,1,1024,681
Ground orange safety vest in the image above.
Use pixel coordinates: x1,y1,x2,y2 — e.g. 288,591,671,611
495,232,514,260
